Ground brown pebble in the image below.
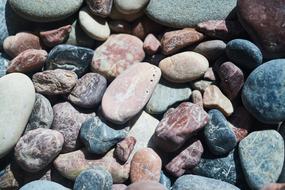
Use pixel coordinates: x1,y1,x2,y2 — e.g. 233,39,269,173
115,136,137,163
143,34,161,55
40,25,72,47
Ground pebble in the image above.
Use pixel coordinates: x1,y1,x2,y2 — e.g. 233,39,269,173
79,7,110,41
0,53,9,77
159,171,171,190
204,109,237,155
109,20,131,34
145,81,192,114
203,85,234,116
40,25,72,47
191,80,213,92
68,73,107,108
242,59,285,124
114,136,136,163
86,0,113,18
130,148,162,183
143,33,161,55
91,34,145,79
113,184,127,190
14,128,64,172
102,63,161,124
20,180,68,190
159,52,209,83
154,102,208,152
9,0,84,22
7,49,47,74
126,181,165,190
191,90,203,107
193,40,226,61
45,44,94,77
261,183,285,190
145,0,236,28
0,73,35,159
115,0,149,14
226,39,263,70
204,68,216,81
74,168,112,190
161,28,204,55
239,130,284,190
109,5,144,22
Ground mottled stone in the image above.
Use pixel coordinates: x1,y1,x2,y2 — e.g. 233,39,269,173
191,90,203,107
143,33,161,55
161,28,204,55
0,164,20,189
15,128,64,172
86,0,113,17
155,102,208,152
102,63,161,124
109,20,131,34
20,180,68,190
193,40,226,61
126,181,165,190
191,80,213,93
40,25,72,47
114,136,136,163
261,183,285,190
113,184,127,190
115,0,149,14
45,44,94,77
239,130,284,190
68,73,107,108
52,102,95,152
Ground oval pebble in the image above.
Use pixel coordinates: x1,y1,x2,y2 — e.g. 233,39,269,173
20,180,68,190
115,0,149,14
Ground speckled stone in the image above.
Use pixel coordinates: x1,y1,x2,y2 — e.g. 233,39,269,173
74,168,112,190
159,171,171,190
126,181,166,190
242,59,285,124
40,25,72,47
0,53,9,77
193,40,226,61
20,180,69,190
45,44,94,77
86,0,113,17
9,0,84,22
172,175,240,190
145,0,237,28
239,130,284,190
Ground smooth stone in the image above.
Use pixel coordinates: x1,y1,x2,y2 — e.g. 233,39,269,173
20,180,69,190
239,130,284,190
226,39,263,70
113,184,127,190
261,183,285,190
25,93,53,133
204,68,216,81
145,0,236,28
126,181,165,190
68,73,107,108
45,44,94,77
9,0,83,22
40,25,72,48
74,168,112,190
109,5,144,22
143,33,161,55
191,80,213,93
0,73,35,159
102,63,161,124
145,81,191,114
0,53,9,77
15,128,64,172
115,0,149,14
242,59,285,124
79,7,110,41
159,52,209,83
114,136,136,164
91,34,145,80
159,171,171,190
86,0,113,17
172,175,240,190
193,40,226,61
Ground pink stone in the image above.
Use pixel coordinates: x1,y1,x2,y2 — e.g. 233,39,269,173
40,25,72,47
126,181,165,190
204,67,216,81
114,136,137,163
143,34,161,55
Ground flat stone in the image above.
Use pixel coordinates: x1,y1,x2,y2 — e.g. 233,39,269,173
115,0,149,14
45,44,94,77
9,0,83,22
145,0,237,28
20,180,68,190
126,181,165,190
0,73,35,159
91,34,145,80
15,128,64,172
102,63,161,124
159,52,209,83
0,53,9,77
143,33,161,55
40,25,72,47
193,40,226,61
86,0,113,17
239,130,284,190
114,136,136,164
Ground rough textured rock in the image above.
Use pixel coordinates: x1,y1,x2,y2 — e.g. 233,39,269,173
126,181,166,190
114,0,149,14
114,136,136,163
144,33,161,55
40,25,72,47
193,40,226,61
20,180,68,190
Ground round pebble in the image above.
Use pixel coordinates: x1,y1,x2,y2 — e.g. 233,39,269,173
20,180,68,190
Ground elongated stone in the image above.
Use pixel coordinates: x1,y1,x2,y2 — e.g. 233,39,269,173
40,25,72,47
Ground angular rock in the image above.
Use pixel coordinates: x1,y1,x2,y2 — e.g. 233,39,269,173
86,0,113,17
193,40,226,61
143,33,161,55
40,25,72,47
126,181,165,190
20,180,68,190
114,136,136,163
114,0,149,14
191,90,203,107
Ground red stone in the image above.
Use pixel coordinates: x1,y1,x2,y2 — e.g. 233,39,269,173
40,25,72,47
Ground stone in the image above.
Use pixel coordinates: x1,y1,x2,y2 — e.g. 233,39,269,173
193,40,226,61
154,102,208,152
113,184,127,190
126,181,166,190
109,20,131,34
7,49,47,74
115,0,149,14
196,20,245,40
3,32,42,58
9,0,83,22
130,148,162,183
91,34,144,79
159,171,171,190
114,136,137,163
226,39,263,70
145,0,236,28
161,28,204,55
86,0,113,17
239,130,284,190
191,80,213,92
0,53,9,77
109,5,143,22
14,128,64,172
278,123,285,183
237,0,285,58
242,59,285,124
191,90,203,107
45,44,94,77
0,73,35,159
102,63,161,124
143,34,161,55
40,25,72,47
25,93,53,133
204,68,216,81
172,175,240,190
52,102,95,153
159,52,209,83
203,85,234,116
261,183,285,190
204,109,237,155
20,180,69,190
146,81,192,114
218,61,244,100
0,164,20,189
74,168,112,190
165,140,203,177
79,7,110,41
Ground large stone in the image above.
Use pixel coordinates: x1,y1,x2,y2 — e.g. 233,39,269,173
20,180,68,190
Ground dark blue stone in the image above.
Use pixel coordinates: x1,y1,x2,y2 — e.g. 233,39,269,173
20,180,68,190
80,116,127,154
45,44,94,77
159,170,171,190
226,39,263,70
74,168,112,190
0,53,8,77
242,59,285,124
204,109,237,155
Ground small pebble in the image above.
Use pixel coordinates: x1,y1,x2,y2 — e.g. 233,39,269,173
86,0,113,17
114,136,137,163
40,25,72,47
143,33,161,55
